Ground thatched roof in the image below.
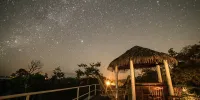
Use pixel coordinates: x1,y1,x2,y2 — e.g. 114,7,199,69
107,46,178,71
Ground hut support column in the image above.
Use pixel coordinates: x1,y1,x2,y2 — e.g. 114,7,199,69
163,60,174,96
115,66,119,100
130,59,136,100
156,65,163,83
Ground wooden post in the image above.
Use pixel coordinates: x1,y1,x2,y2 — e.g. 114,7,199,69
94,84,97,95
88,85,90,100
130,59,136,100
163,60,174,96
115,66,119,100
156,65,163,83
106,85,108,94
77,87,79,100
26,95,30,100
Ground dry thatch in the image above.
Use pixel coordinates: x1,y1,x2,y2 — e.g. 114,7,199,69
108,46,178,71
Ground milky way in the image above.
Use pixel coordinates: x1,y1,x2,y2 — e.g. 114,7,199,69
0,0,200,79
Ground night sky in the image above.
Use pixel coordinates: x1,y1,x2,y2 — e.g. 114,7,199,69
0,0,200,79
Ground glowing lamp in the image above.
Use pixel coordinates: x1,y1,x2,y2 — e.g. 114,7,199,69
106,80,111,86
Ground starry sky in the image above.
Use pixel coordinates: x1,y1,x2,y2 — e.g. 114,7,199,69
0,0,200,79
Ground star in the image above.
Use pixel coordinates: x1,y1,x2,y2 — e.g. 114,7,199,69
0,0,199,79
81,40,84,43
157,1,160,6
14,40,18,43
18,49,22,52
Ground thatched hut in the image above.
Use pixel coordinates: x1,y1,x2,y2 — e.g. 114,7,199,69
107,46,178,100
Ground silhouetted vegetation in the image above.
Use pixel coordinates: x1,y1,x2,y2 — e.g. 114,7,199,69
76,62,101,77
168,42,200,86
136,68,158,83
75,62,102,84
0,61,102,100
169,41,200,95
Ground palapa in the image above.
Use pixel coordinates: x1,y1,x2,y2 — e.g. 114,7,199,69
108,46,178,71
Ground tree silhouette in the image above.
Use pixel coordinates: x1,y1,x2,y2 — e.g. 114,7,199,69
28,60,43,74
10,60,44,93
75,69,84,79
11,68,29,77
76,62,101,84
168,48,177,57
76,62,101,77
52,67,65,80
168,41,200,87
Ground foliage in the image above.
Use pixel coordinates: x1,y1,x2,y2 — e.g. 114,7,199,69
136,69,158,83
28,60,43,74
52,66,65,80
76,62,101,78
168,48,178,57
171,62,200,86
28,73,46,92
9,60,44,93
177,43,200,61
11,60,43,78
1,60,101,100
75,62,101,85
75,69,84,79
11,68,29,77
168,41,200,87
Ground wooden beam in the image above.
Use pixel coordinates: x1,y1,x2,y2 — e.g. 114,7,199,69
115,66,119,100
156,65,163,83
130,59,136,100
163,60,174,96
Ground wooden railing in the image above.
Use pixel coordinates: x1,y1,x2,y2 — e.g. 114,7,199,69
0,84,100,100
132,84,200,100
106,83,167,100
134,83,167,100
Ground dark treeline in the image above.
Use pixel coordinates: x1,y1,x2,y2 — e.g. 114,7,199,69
0,62,103,100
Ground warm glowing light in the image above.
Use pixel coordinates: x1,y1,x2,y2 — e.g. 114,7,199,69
182,87,187,92
106,80,111,86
